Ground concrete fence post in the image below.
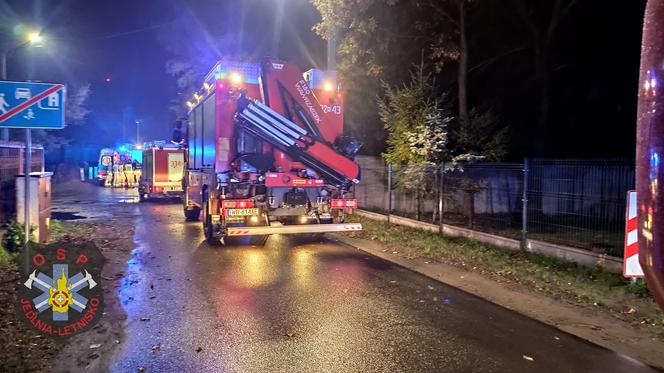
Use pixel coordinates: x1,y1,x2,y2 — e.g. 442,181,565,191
521,158,529,249
387,164,392,224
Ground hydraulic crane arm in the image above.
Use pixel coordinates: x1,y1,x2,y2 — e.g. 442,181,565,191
236,98,360,188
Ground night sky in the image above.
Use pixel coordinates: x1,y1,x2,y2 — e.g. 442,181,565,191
0,1,652,159
0,0,325,145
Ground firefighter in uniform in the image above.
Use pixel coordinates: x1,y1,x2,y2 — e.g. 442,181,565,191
111,163,119,187
105,162,113,187
124,163,134,187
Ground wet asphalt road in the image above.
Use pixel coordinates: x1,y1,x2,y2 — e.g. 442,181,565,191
58,187,657,372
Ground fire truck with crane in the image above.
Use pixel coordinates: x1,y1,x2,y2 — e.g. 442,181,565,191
181,59,362,244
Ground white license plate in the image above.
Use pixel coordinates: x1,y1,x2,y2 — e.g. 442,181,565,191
226,208,260,216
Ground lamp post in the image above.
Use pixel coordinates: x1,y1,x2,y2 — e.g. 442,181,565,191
135,119,142,145
1,31,44,270
1,31,44,141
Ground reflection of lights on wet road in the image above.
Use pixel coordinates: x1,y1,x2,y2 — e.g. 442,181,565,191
239,249,277,288
325,258,363,292
119,247,146,314
101,187,140,204
117,197,140,203
292,248,316,289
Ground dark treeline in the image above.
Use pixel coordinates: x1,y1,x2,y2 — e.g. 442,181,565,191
313,0,646,160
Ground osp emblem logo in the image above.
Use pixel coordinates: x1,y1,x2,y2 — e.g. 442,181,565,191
17,242,105,338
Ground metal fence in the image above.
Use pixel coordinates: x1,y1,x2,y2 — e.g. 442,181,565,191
354,158,634,258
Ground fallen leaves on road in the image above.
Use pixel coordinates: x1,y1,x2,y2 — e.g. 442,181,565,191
89,343,101,349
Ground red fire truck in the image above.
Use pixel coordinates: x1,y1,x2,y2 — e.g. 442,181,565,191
636,0,664,312
182,59,362,244
139,142,186,201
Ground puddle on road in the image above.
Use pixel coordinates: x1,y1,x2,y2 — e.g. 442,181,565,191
51,211,87,220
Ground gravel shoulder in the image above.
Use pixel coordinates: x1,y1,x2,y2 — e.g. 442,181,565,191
0,181,139,373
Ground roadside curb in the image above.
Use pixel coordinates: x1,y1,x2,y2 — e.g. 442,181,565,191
329,233,664,370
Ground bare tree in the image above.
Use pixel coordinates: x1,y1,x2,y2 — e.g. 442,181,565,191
65,84,91,125
510,0,578,152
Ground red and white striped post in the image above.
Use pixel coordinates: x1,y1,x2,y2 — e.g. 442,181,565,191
624,190,644,278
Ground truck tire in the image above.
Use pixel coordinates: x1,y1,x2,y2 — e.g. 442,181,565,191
204,220,221,245
202,191,221,245
184,206,200,221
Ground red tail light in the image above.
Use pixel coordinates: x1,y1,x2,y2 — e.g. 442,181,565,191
222,199,254,208
330,199,357,209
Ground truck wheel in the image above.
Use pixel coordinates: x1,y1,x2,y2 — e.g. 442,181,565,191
184,206,200,221
203,206,221,245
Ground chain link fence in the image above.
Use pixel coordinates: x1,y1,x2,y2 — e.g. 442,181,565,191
355,156,634,257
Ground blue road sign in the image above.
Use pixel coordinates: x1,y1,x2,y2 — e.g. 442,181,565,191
0,81,65,129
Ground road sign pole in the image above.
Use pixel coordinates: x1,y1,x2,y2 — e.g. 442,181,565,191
24,128,30,273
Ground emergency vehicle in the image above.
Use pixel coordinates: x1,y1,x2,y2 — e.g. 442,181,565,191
96,148,114,185
183,59,362,244
138,141,186,200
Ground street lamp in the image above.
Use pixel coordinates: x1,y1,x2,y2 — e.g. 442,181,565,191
27,32,43,47
135,119,142,145
1,30,44,141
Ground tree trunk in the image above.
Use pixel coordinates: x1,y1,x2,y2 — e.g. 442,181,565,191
534,44,550,153
458,0,470,129
416,188,422,221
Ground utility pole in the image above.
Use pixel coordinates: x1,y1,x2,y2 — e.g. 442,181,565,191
1,52,8,141
327,28,336,70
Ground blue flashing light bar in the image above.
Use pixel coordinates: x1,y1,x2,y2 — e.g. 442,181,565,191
205,61,261,85
303,69,337,90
